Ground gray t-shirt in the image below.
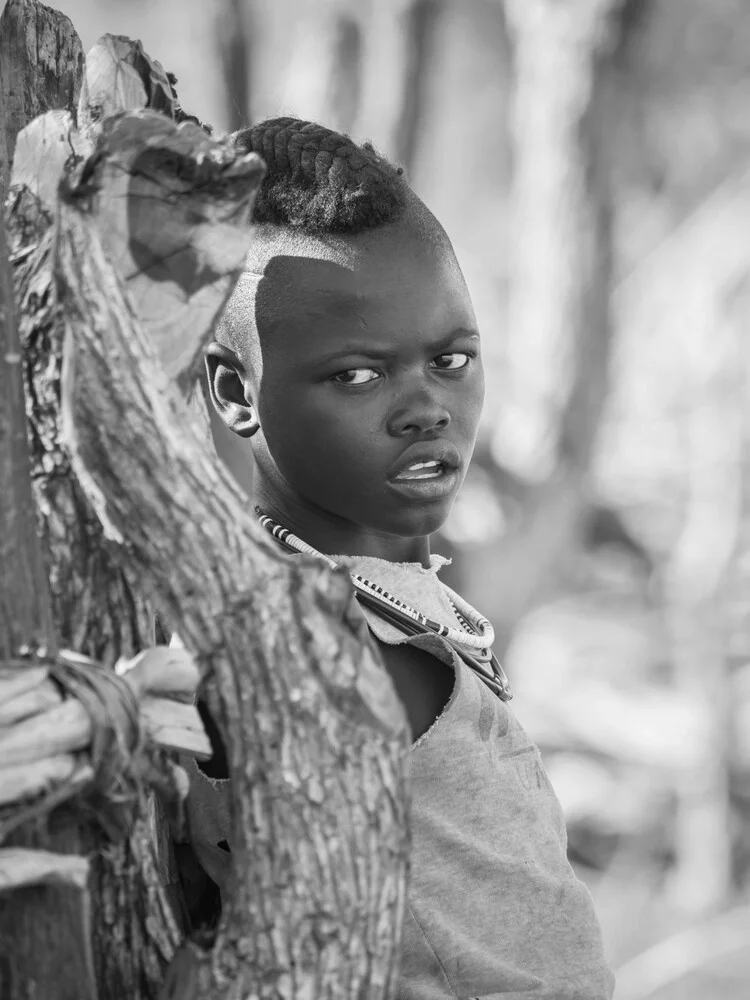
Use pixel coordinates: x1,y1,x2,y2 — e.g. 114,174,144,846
335,555,614,1000
182,554,614,999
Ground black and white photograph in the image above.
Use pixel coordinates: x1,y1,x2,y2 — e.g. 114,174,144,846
0,2,748,998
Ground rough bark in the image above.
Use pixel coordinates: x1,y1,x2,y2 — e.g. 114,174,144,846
0,8,103,998
0,18,224,999
459,0,629,648
55,112,409,999
0,0,84,203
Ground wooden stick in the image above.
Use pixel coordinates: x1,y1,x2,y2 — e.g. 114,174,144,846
0,679,62,727
0,755,77,807
0,667,50,705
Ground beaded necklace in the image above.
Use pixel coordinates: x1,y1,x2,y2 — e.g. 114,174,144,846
255,508,513,701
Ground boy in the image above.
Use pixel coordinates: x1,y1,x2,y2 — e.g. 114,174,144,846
186,117,614,999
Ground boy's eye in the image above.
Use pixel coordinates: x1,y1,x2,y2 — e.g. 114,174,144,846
431,352,471,371
330,367,381,386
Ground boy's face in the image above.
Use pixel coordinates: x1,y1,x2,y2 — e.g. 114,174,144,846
210,206,484,556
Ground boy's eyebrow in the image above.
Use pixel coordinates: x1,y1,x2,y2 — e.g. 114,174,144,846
315,329,480,366
433,328,480,350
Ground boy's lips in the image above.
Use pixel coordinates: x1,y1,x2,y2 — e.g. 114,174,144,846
386,442,462,500
387,467,461,501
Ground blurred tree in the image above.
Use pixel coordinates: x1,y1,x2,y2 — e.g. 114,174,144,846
278,0,362,134
664,288,739,915
216,0,252,131
326,9,362,135
452,0,638,651
355,0,445,172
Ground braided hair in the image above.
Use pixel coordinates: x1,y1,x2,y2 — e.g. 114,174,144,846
232,117,407,233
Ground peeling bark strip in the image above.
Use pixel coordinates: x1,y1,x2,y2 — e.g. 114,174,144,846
56,114,410,998
0,0,84,201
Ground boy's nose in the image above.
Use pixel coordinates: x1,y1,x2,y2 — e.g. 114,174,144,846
388,392,451,436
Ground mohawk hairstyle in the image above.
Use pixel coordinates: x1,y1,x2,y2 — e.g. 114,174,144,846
232,117,408,233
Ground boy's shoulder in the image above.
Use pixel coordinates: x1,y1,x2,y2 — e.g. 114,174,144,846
374,637,454,742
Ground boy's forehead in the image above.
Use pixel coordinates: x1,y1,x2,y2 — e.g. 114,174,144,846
230,197,471,360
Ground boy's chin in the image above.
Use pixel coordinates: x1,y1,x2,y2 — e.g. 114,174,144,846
382,503,454,539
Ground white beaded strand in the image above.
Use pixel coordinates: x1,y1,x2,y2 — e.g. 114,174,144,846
256,510,495,651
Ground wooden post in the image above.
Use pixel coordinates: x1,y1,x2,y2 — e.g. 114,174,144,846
1,11,188,998
0,71,97,1000
0,202,55,658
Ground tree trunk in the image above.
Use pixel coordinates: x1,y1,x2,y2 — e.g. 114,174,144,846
1,15,210,999
0,0,84,203
3,12,410,997
55,109,409,999
459,0,629,649
0,7,121,998
0,183,96,1000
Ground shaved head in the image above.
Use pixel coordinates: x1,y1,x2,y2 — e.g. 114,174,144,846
217,191,454,382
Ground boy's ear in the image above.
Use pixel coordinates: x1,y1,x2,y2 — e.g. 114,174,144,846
205,342,260,438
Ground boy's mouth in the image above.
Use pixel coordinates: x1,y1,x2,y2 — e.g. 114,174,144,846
394,460,444,481
387,443,462,500
388,442,461,482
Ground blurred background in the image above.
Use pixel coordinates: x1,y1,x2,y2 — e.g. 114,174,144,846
20,0,750,995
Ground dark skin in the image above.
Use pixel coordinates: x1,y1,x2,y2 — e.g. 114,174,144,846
206,204,484,739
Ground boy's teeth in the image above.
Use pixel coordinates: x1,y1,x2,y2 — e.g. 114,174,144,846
398,460,442,480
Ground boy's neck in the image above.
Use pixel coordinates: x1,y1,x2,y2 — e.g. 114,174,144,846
253,483,432,568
